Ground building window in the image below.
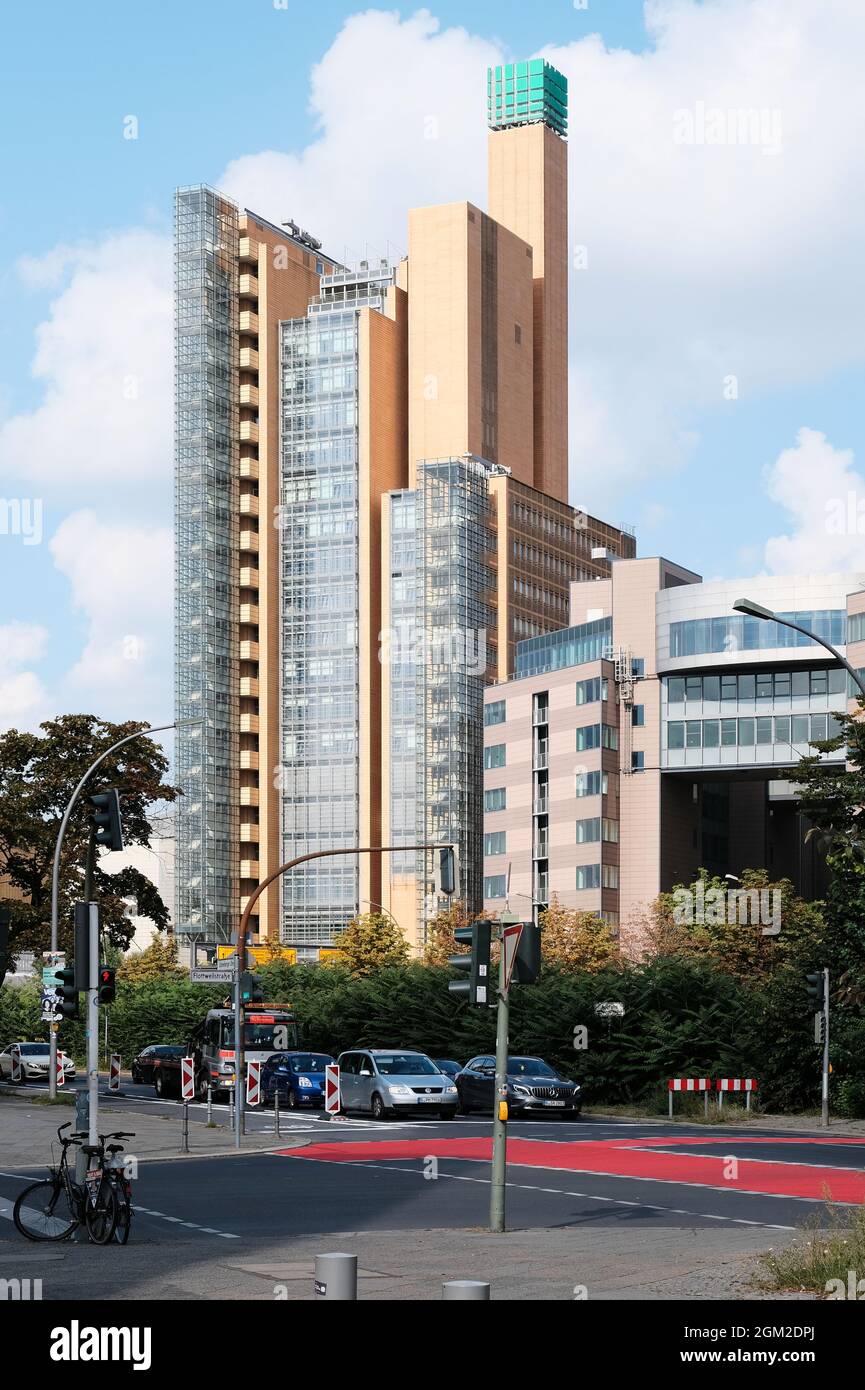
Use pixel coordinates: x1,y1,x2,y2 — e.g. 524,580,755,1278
602,863,619,889
602,818,619,842
484,831,506,857
602,724,618,750
632,705,645,726
484,787,506,812
485,875,507,899
576,676,607,705
668,721,684,749
576,770,607,797
576,864,601,891
514,323,522,344
576,724,600,752
533,692,549,723
631,751,645,771
576,818,601,844
484,700,506,727
484,744,506,770
632,658,645,677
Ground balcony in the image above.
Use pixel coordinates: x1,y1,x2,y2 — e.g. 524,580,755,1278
240,822,260,843
533,740,549,770
239,712,260,734
238,237,259,263
239,604,260,626
238,273,259,300
240,860,261,880
239,493,260,518
239,678,260,699
239,346,260,371
239,896,260,916
238,529,259,554
239,420,259,445
533,796,549,814
533,876,549,903
239,640,260,662
239,786,260,807
239,456,260,481
239,383,260,409
239,566,260,589
239,310,259,335
240,750,260,771
533,838,549,860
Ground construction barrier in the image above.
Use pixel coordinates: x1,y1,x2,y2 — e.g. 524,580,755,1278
181,1056,195,1102
10,1043,22,1083
246,1060,261,1108
56,1050,66,1088
716,1078,758,1113
109,1053,122,1092
667,1077,712,1118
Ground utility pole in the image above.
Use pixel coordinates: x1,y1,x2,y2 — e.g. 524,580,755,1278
821,968,830,1129
489,925,510,1234
86,903,100,1148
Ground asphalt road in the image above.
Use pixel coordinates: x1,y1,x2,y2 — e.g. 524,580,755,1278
2,1101,863,1244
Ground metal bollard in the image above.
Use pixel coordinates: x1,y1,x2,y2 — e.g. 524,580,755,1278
207,1084,213,1124
314,1252,357,1300
229,1088,235,1129
274,1089,281,1138
181,1101,189,1153
442,1280,490,1300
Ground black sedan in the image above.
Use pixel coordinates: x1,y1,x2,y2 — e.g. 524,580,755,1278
456,1054,581,1117
131,1045,185,1085
433,1058,463,1082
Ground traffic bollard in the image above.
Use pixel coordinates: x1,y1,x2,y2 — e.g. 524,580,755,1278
229,1088,235,1130
442,1280,490,1300
206,1084,213,1124
314,1252,357,1300
181,1101,189,1153
274,1089,281,1138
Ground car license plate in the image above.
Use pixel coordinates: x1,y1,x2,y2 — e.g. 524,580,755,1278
544,1100,566,1107
418,1095,439,1102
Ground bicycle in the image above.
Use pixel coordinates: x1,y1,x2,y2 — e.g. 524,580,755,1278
13,1122,119,1244
100,1131,136,1244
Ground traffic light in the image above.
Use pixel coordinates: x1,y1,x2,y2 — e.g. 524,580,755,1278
815,1012,827,1046
88,789,124,852
448,920,492,1006
73,902,93,992
57,965,79,1020
436,846,460,898
806,971,824,1007
239,971,264,1004
98,967,116,1005
513,922,541,984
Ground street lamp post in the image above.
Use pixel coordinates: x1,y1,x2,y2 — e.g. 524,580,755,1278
731,598,865,699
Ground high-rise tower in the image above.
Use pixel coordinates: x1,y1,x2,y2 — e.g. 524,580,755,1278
487,60,569,504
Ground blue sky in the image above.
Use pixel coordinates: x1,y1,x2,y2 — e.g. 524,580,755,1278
1,1,863,732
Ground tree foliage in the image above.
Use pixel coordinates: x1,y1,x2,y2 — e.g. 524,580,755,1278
538,897,620,973
0,715,178,979
331,912,410,976
117,933,184,983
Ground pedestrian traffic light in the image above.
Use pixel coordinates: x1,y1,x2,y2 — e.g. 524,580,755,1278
57,965,78,1020
240,971,264,1004
806,971,824,1007
513,922,541,984
88,789,124,852
448,920,492,1005
436,845,460,898
97,966,116,1005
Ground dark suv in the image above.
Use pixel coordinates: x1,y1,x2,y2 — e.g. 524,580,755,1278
456,1055,581,1117
130,1045,185,1085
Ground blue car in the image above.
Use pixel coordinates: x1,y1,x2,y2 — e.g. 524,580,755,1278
261,1051,335,1109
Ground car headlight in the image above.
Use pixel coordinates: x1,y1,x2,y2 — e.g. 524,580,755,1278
512,1085,531,1097
298,1076,312,1088
445,1085,457,1094
388,1084,413,1097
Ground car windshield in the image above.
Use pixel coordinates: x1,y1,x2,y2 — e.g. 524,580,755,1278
286,1054,331,1073
374,1054,438,1076
15,1044,48,1056
508,1058,557,1078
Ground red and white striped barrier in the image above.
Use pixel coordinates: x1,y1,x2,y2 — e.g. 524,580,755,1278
10,1043,22,1083
246,1061,261,1108
667,1078,711,1116
56,1050,66,1088
109,1053,121,1093
716,1078,758,1112
181,1057,195,1102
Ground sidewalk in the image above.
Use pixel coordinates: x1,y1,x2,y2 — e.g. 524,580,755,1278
0,1092,311,1168
586,1108,865,1137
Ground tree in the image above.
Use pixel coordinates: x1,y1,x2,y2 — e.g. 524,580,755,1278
539,897,620,973
117,932,184,983
423,900,485,967
331,912,410,976
0,715,178,980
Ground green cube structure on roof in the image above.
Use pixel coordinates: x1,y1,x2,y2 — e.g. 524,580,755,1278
487,59,568,139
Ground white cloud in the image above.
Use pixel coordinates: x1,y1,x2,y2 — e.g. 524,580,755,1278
763,427,865,573
49,510,173,718
222,2,865,507
0,622,50,730
0,230,172,496
0,621,49,675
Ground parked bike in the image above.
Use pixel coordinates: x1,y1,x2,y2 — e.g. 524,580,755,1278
13,1122,135,1244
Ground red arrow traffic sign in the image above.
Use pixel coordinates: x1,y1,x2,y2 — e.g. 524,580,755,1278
325,1064,340,1115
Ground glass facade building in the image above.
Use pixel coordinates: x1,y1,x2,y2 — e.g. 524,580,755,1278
669,611,846,658
515,617,611,678
487,60,568,137
174,185,239,942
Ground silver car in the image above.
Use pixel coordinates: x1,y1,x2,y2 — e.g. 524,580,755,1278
0,1042,76,1083
337,1049,458,1120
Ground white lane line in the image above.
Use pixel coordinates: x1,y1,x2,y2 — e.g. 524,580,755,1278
134,1205,240,1239
289,1157,795,1231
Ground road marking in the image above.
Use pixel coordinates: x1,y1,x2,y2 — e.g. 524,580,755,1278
291,1156,795,1230
134,1205,240,1238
